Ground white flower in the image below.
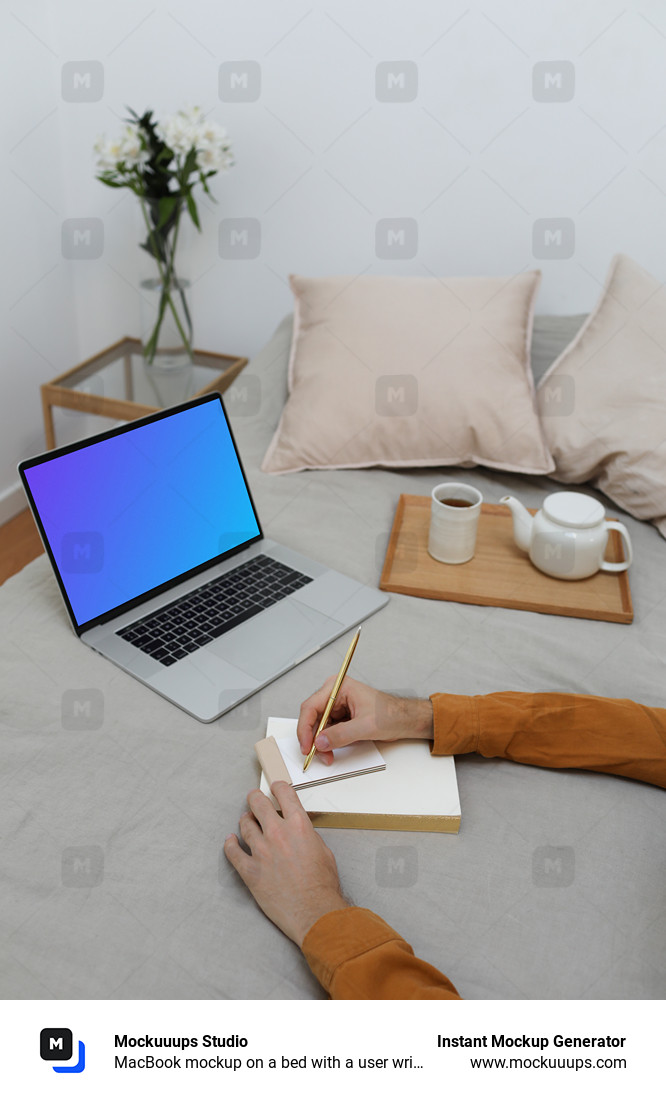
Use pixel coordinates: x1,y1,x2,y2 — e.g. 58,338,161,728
158,107,233,173
192,119,233,170
157,106,204,155
94,107,234,185
196,144,232,171
118,124,147,166
94,124,147,172
158,117,194,155
179,105,206,127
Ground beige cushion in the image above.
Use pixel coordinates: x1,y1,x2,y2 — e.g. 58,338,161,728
261,273,554,476
537,255,666,539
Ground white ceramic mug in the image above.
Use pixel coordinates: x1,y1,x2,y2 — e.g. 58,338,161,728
428,482,483,564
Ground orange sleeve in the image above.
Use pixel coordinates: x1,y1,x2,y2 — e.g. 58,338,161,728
303,692,666,1000
429,691,666,789
301,907,461,1000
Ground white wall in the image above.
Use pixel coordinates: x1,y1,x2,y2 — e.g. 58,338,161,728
3,0,666,519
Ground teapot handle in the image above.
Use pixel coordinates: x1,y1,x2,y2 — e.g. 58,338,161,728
600,521,633,573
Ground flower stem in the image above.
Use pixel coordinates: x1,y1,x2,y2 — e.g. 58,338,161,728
139,198,193,363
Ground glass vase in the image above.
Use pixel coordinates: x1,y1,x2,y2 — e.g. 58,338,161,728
140,274,193,371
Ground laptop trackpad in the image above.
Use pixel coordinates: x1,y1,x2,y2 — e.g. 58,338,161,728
209,600,342,680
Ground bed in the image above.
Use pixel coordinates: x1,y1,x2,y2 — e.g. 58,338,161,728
1,313,665,1000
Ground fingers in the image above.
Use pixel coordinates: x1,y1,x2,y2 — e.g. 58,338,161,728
316,714,371,751
224,789,282,882
296,674,364,753
238,809,262,850
246,788,279,832
296,700,323,754
271,780,306,819
223,833,252,880
296,676,337,752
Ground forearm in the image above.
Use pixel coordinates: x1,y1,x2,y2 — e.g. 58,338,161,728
302,907,461,999
430,691,666,788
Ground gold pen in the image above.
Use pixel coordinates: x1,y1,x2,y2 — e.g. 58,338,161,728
302,627,361,772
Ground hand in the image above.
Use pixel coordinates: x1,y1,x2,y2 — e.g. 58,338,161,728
297,675,434,765
224,782,351,947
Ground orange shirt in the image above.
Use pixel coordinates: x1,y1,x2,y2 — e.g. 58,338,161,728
302,691,666,999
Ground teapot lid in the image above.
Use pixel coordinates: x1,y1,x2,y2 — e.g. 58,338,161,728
543,492,605,529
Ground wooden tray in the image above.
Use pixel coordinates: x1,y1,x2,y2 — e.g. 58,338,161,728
379,496,633,624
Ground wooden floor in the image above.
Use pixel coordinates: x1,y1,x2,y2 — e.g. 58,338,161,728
0,508,44,584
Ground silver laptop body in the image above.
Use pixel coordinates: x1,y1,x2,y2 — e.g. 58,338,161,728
19,394,389,722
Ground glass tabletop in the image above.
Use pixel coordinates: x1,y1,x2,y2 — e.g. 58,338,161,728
56,342,237,409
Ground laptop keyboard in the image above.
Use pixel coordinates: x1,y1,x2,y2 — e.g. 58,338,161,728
116,554,312,666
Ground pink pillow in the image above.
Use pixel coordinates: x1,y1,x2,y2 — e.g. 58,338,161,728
537,254,666,539
262,273,553,476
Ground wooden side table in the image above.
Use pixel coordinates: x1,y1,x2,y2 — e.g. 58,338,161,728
40,337,248,449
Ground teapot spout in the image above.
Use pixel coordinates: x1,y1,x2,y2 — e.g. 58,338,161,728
500,495,534,553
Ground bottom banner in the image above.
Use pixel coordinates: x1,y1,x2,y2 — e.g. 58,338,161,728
3,998,657,1099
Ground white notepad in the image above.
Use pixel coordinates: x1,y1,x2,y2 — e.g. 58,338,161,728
267,718,386,790
256,718,461,833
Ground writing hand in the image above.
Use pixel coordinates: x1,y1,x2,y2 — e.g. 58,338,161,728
296,676,434,765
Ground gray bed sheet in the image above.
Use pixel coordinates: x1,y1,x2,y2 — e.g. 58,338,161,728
2,313,665,1001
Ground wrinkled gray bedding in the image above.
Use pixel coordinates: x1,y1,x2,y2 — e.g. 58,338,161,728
1,313,665,1000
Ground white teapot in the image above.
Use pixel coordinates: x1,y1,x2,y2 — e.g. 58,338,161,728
500,491,633,580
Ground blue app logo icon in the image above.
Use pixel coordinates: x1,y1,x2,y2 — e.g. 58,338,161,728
40,1028,86,1073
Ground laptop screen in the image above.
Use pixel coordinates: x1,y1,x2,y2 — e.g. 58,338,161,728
20,396,262,631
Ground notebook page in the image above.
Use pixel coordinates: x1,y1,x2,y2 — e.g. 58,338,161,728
266,717,385,790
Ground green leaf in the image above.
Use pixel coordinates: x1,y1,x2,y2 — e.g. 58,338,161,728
96,175,126,189
199,172,214,197
182,147,198,179
156,195,178,229
155,144,173,168
185,191,201,230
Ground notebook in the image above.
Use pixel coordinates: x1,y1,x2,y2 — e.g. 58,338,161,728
255,718,461,833
256,717,386,791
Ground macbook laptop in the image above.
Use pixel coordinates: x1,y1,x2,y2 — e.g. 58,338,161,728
18,393,389,722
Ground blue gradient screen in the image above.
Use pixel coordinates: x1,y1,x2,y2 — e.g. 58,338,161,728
22,400,261,628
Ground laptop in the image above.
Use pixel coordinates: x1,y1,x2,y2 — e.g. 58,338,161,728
18,393,389,722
